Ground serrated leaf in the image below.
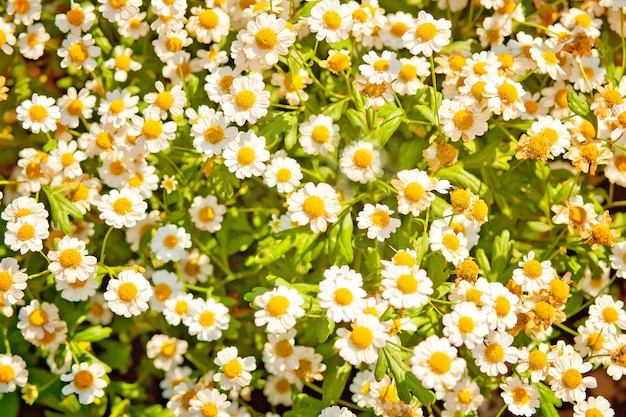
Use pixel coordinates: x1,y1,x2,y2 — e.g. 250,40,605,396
284,393,323,417
322,362,351,406
72,326,112,342
42,186,83,235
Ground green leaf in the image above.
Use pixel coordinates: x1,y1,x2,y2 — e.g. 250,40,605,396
384,347,436,405
99,340,132,373
425,252,450,290
292,0,320,21
567,91,590,117
536,382,561,417
42,186,83,235
284,112,299,150
243,286,270,303
328,210,354,264
72,326,112,342
186,74,199,97
415,104,437,126
0,392,19,417
372,107,403,147
322,362,351,406
284,393,323,417
374,348,388,382
347,108,367,133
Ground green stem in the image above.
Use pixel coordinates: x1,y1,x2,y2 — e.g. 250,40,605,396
99,226,114,265
555,322,579,337
494,404,508,417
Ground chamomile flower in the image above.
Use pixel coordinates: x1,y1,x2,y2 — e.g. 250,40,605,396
190,388,231,417
223,130,270,179
104,46,142,82
118,12,149,39
160,366,193,400
335,314,388,365
58,34,101,72
359,50,401,84
97,187,147,229
0,258,28,306
588,294,626,334
403,11,452,57
129,107,177,153
411,335,466,393
264,156,303,194
184,297,230,341
442,302,489,349
8,0,41,25
573,396,615,417
98,0,142,23
381,265,433,310
191,109,238,157
214,346,256,390
56,274,98,302
151,270,184,313
482,283,520,332
151,225,192,262
239,13,294,67
47,236,97,283
16,94,60,134
263,329,299,373
264,374,294,406
512,251,554,293
187,7,230,44
164,293,194,327
189,195,227,233
605,149,626,187
18,23,49,60
307,0,354,43
147,334,188,372
0,19,16,55
443,377,484,415
429,225,469,265
98,89,140,129
439,99,490,142
61,362,107,405
254,286,305,334
0,354,28,393
104,269,153,318
472,331,518,377
318,273,367,323
180,249,213,285
484,76,526,121
569,56,606,93
574,321,607,363
86,293,113,325
500,376,540,417
319,406,356,417
58,87,96,129
5,215,49,255
222,73,270,126
603,333,626,380
393,56,430,96
299,114,340,156
144,81,187,120
287,182,342,233
319,49,352,73
55,4,96,35
548,353,597,403
339,141,382,184
205,66,240,103
356,204,401,242
47,140,86,179
391,169,451,216
609,242,626,279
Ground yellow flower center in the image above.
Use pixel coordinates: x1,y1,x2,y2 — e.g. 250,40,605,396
0,272,13,292
0,365,15,383
555,89,569,108
529,350,547,370
128,172,144,188
175,300,189,315
569,206,587,225
586,409,604,417
458,316,474,334
69,43,89,64
276,168,292,183
352,9,368,23
603,306,619,324
154,283,172,301
115,54,131,71
549,279,570,304
24,161,41,180
223,359,243,379
184,260,200,277
371,209,390,227
109,0,128,9
235,90,256,110
29,105,48,122
457,259,479,282
588,332,604,351
471,81,486,99
219,75,234,94
562,368,582,389
542,51,558,65
397,274,418,294
512,387,529,404
275,339,294,357
204,126,224,144
327,53,350,73
267,295,289,317
67,7,85,26
276,378,291,393
155,91,174,111
118,282,138,302
255,27,278,50
109,99,125,115
574,14,592,28
535,301,555,321
350,325,374,349
236,146,255,166
311,125,330,144
450,189,471,211
579,143,599,163
416,22,437,41
14,0,30,14
615,154,626,172
73,370,94,390
163,234,179,249
494,296,510,317
165,37,183,52
398,64,417,82
29,308,48,326
199,9,219,29
112,197,133,215
525,100,538,114
61,152,75,167
161,342,177,358
362,82,387,98
199,311,215,327
498,82,519,103
59,248,82,269
334,287,353,306
390,22,408,37
393,251,415,267
453,109,474,131
428,351,452,374
465,288,483,306
198,206,215,223
584,67,595,80
352,148,373,168
442,234,460,251
527,134,550,159
142,119,163,140
322,11,342,30
404,182,425,202
484,344,504,363
67,99,84,117
302,195,325,218
373,59,390,73
523,259,543,279
17,224,35,241
201,403,219,417
457,389,472,404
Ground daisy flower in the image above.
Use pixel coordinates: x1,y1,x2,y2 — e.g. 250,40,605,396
16,93,60,134
47,236,97,283
359,50,401,84
187,7,230,44
18,23,49,60
573,396,615,417
292,345,326,383
150,270,184,313
287,182,342,233
482,283,520,332
98,89,140,129
146,334,188,372
318,273,367,323
574,321,607,364
439,99,490,142
58,34,101,72
0,258,27,306
391,169,451,216
588,294,626,334
298,114,340,156
512,251,554,293
98,0,142,23
264,155,303,194
500,376,540,417
393,56,430,96
442,301,489,349
472,331,518,377
58,87,96,129
180,249,213,285
86,293,113,325
339,140,382,184
356,204,401,242
104,46,142,82
183,297,230,341
56,275,98,302
55,4,96,35
270,68,312,106
603,333,626,380
403,11,452,57
160,366,193,400
605,149,626,187
189,388,231,417
354,76,393,109
47,140,86,179
8,0,41,25
569,56,606,93
0,19,17,55
444,377,485,415
307,0,354,43
335,314,388,365
129,107,178,153
429,225,470,265
516,343,554,383
213,346,256,390
319,49,352,73
61,362,107,405
254,286,305,334
263,329,299,373
151,225,192,262
191,109,238,157
104,269,153,318
411,335,466,393
118,12,149,39
319,406,356,417
0,354,28,393
264,374,294,406
239,13,294,67
548,353,597,403
5,215,49,255
144,81,186,120
610,242,626,279
97,187,147,229
221,73,270,126
164,292,194,327
484,76,526,121
222,130,270,179
17,300,60,342
188,195,227,233
205,66,240,103
381,264,433,310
